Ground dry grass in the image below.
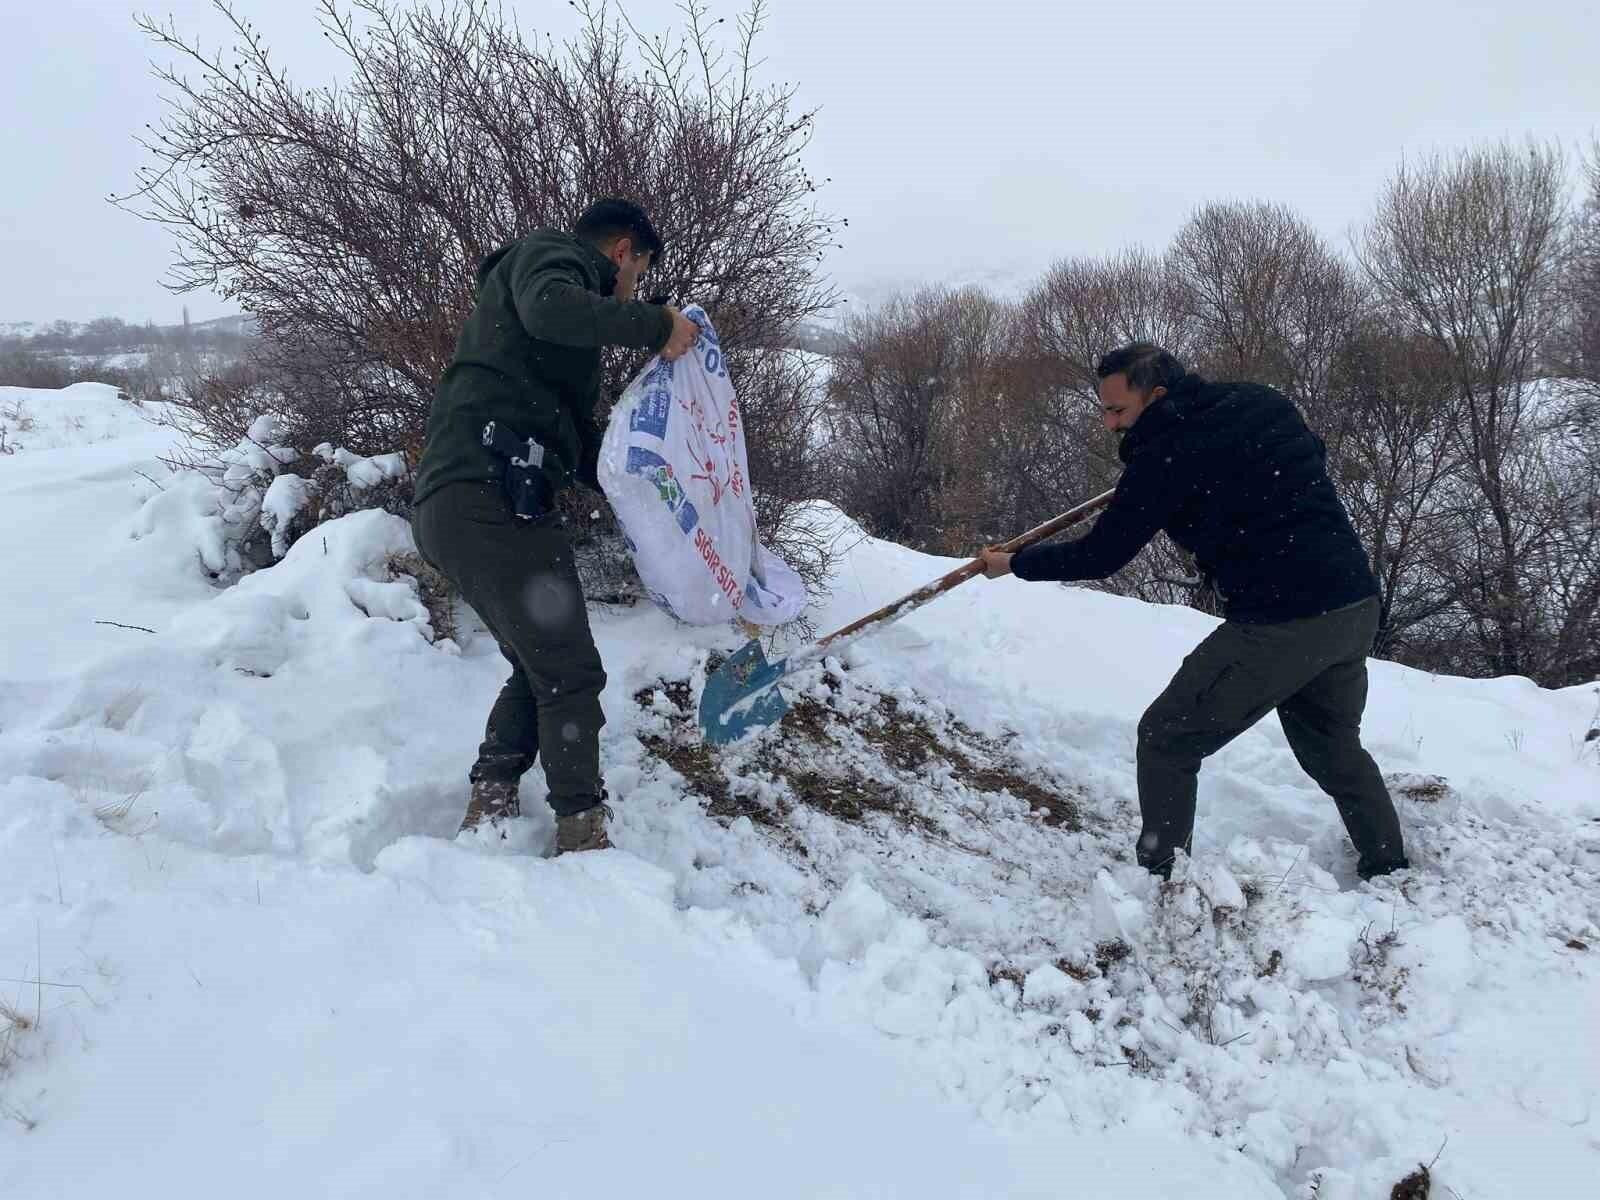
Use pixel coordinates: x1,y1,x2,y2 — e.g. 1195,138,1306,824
1354,922,1410,1015
92,788,158,837
0,397,36,432
0,397,35,455
1,971,38,1124
1093,939,1133,974
1394,775,1451,803
0,993,34,1050
863,695,1084,830
1390,1163,1431,1199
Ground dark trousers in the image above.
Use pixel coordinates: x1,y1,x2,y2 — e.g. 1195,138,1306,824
412,482,606,817
1136,596,1407,879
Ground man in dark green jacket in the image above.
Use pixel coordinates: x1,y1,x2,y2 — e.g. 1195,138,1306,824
980,343,1409,884
413,198,697,851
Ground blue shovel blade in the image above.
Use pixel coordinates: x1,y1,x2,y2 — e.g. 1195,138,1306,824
698,640,792,746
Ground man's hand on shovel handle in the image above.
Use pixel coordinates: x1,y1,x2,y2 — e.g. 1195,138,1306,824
979,548,1013,579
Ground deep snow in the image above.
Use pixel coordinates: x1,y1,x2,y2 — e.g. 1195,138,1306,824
1,381,1597,1198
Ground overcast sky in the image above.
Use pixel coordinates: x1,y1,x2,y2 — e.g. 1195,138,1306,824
2,0,1596,325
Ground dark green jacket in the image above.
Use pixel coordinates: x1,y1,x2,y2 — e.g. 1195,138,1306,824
412,230,673,507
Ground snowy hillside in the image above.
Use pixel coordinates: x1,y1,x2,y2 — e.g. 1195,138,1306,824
2,383,1597,1199
0,382,156,455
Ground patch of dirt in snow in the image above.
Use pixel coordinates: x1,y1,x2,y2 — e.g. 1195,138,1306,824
635,663,1085,846
1389,1162,1432,1199
1389,773,1452,803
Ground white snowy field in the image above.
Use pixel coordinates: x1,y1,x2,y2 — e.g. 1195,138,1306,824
1,381,1597,1199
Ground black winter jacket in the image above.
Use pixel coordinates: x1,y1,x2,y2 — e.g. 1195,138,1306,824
1010,374,1377,623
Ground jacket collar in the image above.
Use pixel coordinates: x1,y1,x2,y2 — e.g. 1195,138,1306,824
1118,372,1204,463
576,236,620,297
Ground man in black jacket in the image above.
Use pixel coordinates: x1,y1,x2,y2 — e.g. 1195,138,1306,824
412,199,697,851
980,343,1409,882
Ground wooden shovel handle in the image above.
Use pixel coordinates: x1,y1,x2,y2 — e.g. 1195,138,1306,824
808,487,1117,659
992,486,1118,553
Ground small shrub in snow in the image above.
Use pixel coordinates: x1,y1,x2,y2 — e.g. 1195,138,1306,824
167,412,299,574
0,396,35,432
0,995,33,1042
0,396,35,454
259,472,318,558
167,413,418,580
0,989,36,1104
385,552,457,645
1388,1164,1430,1199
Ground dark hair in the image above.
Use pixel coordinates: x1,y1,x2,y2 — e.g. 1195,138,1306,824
573,197,663,259
1095,342,1187,395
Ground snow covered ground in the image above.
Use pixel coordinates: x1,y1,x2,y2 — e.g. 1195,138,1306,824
1,382,1597,1198
0,381,157,455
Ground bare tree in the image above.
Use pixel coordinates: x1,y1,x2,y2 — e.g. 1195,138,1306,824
935,292,1037,552
1550,139,1600,404
1170,201,1364,433
825,287,1004,551
1325,325,1463,658
1359,139,1570,679
1019,248,1196,403
1010,249,1215,608
1522,398,1600,685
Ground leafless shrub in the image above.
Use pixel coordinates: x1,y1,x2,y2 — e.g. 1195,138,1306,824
825,286,1010,553
154,359,279,450
1170,200,1364,432
1011,250,1214,609
1019,248,1197,408
1550,138,1600,401
1324,325,1463,658
0,352,76,391
386,551,457,643
0,396,35,431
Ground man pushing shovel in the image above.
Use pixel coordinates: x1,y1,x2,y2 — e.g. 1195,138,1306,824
979,344,1409,883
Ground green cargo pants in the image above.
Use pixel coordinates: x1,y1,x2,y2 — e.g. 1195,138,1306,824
412,482,607,817
1136,596,1408,879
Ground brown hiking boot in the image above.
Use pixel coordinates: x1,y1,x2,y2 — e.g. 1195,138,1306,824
555,800,613,854
460,778,520,835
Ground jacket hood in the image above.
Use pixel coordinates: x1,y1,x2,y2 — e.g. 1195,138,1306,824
476,243,515,285
475,230,619,295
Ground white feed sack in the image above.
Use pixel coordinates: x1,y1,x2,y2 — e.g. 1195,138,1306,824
599,305,806,626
